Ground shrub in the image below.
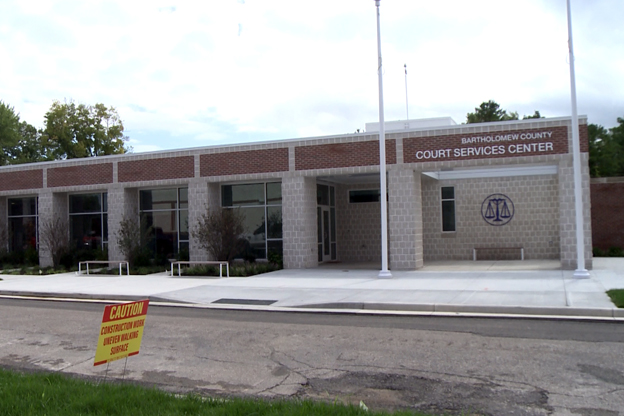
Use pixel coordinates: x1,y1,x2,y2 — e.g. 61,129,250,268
191,207,246,264
39,217,70,269
607,247,624,257
116,216,154,268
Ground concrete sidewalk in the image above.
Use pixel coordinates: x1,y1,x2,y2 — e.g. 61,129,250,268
1,258,624,319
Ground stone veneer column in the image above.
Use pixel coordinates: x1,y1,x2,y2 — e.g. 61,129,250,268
282,175,318,269
187,181,220,261
388,168,423,270
107,186,139,261
38,191,68,267
558,154,593,270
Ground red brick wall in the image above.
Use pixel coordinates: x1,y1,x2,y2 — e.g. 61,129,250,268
118,156,194,182
404,126,569,163
200,148,288,177
295,140,396,171
0,170,43,191
591,181,624,250
580,124,589,152
48,164,113,187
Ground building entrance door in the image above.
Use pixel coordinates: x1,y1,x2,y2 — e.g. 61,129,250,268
317,205,336,263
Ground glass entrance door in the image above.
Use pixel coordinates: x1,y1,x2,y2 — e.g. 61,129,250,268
317,205,337,263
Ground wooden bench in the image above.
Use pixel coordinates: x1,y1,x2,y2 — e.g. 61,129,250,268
473,247,524,261
170,261,230,278
78,261,130,276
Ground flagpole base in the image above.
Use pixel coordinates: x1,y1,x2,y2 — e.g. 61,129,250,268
378,270,393,279
573,268,590,279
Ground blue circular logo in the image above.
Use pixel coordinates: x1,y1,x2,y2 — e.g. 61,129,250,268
481,194,514,226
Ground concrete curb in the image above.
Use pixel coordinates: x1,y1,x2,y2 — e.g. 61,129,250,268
2,291,623,321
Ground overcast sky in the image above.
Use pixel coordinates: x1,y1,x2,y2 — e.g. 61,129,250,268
1,0,623,153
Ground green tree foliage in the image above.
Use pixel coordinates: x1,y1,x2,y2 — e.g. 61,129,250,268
466,100,519,123
12,121,50,164
466,101,543,124
43,100,130,159
589,118,624,177
0,101,22,165
523,110,542,120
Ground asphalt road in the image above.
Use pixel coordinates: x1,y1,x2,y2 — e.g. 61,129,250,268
1,298,623,416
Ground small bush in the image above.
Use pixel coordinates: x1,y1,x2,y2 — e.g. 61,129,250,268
593,247,605,257
607,247,624,257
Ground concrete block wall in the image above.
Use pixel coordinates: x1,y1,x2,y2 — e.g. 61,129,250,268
282,175,317,268
335,183,381,263
38,192,68,267
187,181,220,261
388,168,423,270
107,186,139,261
422,174,560,261
188,180,209,262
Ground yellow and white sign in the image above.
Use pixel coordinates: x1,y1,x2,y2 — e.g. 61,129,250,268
94,299,149,366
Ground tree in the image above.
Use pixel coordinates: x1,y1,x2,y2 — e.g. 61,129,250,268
115,215,153,268
10,122,51,164
43,100,130,159
191,208,246,264
523,111,542,120
589,118,624,178
0,101,22,165
466,100,519,123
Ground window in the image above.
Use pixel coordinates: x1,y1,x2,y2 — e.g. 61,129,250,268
140,188,189,259
348,189,380,203
8,197,38,252
221,182,282,261
441,186,456,232
69,193,108,251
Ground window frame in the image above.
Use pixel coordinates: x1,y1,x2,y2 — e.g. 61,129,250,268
440,186,456,233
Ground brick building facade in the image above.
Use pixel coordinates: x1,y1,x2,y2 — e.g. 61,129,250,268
0,116,593,270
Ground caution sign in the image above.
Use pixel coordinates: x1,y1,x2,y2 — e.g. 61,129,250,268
94,299,149,366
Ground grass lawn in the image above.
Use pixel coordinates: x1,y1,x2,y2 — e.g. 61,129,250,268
606,289,624,308
0,368,429,416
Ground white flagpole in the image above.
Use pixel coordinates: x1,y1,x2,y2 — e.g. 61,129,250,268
404,64,409,120
566,0,590,278
375,0,392,278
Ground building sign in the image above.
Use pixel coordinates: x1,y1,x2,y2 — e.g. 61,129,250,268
94,299,149,366
481,194,514,226
404,126,568,163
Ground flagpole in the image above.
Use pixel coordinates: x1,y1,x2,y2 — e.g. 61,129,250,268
404,64,409,120
566,0,590,278
375,0,392,279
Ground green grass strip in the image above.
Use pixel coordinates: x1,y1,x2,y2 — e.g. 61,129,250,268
607,289,624,308
0,368,428,416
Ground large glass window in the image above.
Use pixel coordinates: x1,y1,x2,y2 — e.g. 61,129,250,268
441,186,456,232
8,197,38,252
69,193,108,250
140,188,189,259
222,182,282,261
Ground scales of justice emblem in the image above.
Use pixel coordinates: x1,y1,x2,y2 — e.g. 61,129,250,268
481,193,514,226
